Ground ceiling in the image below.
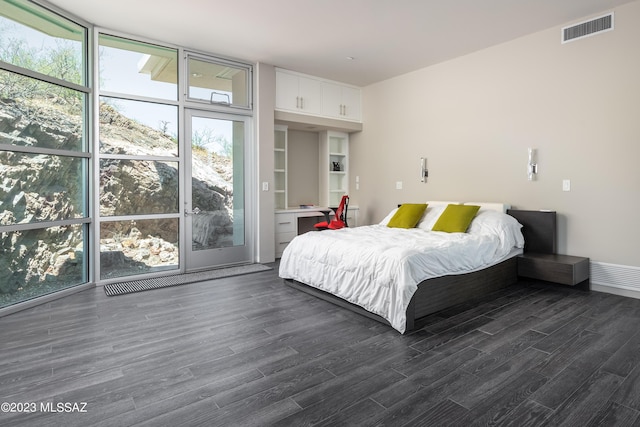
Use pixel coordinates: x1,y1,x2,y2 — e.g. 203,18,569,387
45,0,637,87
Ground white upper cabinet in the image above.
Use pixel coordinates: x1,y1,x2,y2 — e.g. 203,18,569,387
321,82,361,121
275,70,322,116
275,68,362,122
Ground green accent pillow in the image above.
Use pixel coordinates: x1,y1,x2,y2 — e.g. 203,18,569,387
387,204,428,229
432,204,481,233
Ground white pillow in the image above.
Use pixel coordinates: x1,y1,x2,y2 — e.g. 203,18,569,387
467,210,525,251
380,202,463,229
380,205,434,227
416,204,447,230
379,208,399,225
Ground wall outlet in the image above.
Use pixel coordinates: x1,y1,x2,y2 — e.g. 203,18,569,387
262,182,269,191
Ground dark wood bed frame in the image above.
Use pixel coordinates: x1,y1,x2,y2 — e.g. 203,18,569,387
285,209,556,332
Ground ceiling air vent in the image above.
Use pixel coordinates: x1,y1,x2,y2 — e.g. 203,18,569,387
562,13,614,44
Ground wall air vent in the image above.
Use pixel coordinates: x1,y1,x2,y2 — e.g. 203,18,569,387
562,13,614,44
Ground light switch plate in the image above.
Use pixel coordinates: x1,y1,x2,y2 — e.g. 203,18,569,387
562,179,571,192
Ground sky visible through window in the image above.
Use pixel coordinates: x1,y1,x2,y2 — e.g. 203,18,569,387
0,15,83,84
99,46,176,99
1,15,233,156
99,42,232,154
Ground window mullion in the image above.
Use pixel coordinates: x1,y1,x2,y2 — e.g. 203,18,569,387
0,61,89,94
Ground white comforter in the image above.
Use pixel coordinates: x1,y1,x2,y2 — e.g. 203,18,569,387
279,214,523,333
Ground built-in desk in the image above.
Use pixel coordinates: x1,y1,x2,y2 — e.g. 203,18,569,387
275,206,358,257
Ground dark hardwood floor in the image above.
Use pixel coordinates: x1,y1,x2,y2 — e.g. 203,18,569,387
2,265,640,426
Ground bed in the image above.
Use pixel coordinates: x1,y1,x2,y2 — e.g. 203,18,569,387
279,201,547,334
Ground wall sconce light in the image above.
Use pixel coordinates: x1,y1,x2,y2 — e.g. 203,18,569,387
421,157,428,183
527,148,538,181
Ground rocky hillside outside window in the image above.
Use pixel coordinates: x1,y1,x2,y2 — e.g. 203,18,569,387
0,1,254,309
97,34,180,280
0,0,89,309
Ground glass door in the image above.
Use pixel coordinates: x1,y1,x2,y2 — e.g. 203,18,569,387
184,110,252,270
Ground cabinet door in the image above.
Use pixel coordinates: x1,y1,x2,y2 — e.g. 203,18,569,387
345,207,358,227
321,82,343,118
275,71,300,111
276,69,361,121
298,76,322,115
321,82,361,121
275,72,322,115
340,86,361,121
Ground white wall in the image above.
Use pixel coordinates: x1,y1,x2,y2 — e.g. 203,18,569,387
350,2,640,268
255,62,276,263
287,129,320,206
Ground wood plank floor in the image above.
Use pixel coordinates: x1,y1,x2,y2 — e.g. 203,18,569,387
2,265,640,426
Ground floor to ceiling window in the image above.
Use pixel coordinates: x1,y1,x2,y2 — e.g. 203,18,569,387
0,0,254,310
97,36,254,282
0,0,90,308
97,34,181,280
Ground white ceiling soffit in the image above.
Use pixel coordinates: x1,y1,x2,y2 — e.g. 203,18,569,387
44,0,639,86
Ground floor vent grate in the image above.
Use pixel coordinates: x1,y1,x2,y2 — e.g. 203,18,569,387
104,264,272,296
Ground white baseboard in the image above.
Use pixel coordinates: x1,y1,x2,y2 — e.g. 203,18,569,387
590,261,640,300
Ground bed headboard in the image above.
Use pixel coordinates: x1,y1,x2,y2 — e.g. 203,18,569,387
507,209,557,254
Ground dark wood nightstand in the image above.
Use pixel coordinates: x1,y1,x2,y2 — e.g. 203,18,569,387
517,253,590,286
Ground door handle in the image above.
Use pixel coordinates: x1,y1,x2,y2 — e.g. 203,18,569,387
210,91,231,105
184,207,201,217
